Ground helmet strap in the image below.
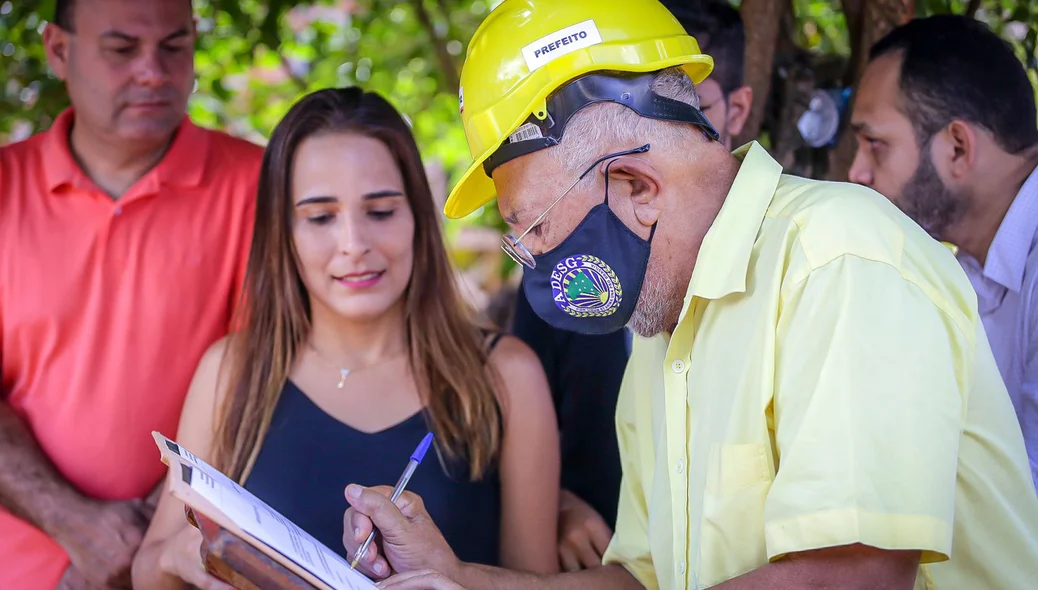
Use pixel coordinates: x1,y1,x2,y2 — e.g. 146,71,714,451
483,71,719,178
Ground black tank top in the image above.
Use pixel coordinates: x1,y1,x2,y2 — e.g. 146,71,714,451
244,337,503,566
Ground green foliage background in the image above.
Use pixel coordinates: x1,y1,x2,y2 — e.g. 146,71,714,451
1,0,1036,247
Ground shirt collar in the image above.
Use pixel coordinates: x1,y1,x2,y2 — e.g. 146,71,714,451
41,109,85,192
980,163,1038,293
41,108,211,195
678,141,782,318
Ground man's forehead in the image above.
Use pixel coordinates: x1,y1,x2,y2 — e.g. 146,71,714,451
857,54,904,109
853,58,910,123
696,77,723,98
76,0,193,33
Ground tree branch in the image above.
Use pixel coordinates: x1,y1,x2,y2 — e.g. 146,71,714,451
965,0,982,17
434,0,453,29
280,54,308,92
841,0,865,85
411,0,461,93
736,0,786,145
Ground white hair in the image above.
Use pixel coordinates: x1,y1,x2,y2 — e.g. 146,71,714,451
549,67,702,186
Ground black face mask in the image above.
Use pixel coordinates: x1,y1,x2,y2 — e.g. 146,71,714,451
521,156,656,335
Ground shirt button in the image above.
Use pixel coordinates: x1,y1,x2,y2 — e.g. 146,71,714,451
671,359,685,373
676,460,684,474
114,207,123,216
678,561,686,574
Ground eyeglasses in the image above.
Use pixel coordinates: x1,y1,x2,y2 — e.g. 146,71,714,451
501,144,650,269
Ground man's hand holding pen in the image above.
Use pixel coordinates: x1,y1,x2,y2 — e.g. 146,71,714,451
342,484,459,581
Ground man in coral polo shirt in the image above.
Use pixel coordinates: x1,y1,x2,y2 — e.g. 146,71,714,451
0,0,261,588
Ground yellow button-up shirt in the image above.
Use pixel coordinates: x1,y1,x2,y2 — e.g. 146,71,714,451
602,142,1038,589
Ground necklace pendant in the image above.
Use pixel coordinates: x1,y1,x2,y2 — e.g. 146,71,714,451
337,369,350,389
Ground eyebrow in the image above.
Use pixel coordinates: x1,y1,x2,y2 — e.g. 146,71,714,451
100,28,190,43
363,189,404,200
850,121,872,134
295,196,337,207
294,190,404,207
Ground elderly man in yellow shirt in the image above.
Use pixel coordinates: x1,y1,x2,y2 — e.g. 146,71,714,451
340,1,1038,589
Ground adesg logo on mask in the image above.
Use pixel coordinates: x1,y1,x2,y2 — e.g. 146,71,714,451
550,254,622,317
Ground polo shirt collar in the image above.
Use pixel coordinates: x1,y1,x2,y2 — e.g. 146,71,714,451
679,141,782,318
42,108,211,195
41,109,83,192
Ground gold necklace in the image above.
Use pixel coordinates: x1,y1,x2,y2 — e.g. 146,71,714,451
308,343,404,389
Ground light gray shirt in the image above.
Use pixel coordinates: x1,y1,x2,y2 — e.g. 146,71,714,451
959,163,1038,493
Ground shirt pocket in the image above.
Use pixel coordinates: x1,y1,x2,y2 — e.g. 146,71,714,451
705,443,771,495
698,443,773,588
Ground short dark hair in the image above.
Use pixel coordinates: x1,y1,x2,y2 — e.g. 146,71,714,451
54,0,74,30
870,14,1038,154
53,0,193,32
661,0,745,93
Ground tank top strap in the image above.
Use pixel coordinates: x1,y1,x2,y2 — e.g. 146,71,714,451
484,331,505,354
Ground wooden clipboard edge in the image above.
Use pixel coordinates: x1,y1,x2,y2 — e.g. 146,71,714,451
152,432,347,590
191,508,317,590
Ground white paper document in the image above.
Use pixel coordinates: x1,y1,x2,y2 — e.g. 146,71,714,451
161,436,376,590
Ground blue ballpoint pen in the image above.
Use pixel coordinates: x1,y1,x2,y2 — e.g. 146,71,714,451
350,431,435,570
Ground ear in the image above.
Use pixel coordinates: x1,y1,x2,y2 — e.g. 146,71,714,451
601,156,663,233
724,85,753,139
43,23,71,81
935,120,978,181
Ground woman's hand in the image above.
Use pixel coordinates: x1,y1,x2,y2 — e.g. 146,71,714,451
557,490,612,572
156,525,233,590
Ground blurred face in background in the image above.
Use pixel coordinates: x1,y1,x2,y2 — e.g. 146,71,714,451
696,76,752,150
44,0,196,146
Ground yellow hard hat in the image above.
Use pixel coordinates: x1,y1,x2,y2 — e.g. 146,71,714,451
443,0,714,219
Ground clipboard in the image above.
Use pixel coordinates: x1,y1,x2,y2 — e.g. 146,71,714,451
152,431,377,590
189,508,318,590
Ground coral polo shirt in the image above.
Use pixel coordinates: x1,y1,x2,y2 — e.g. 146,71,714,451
0,109,261,589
